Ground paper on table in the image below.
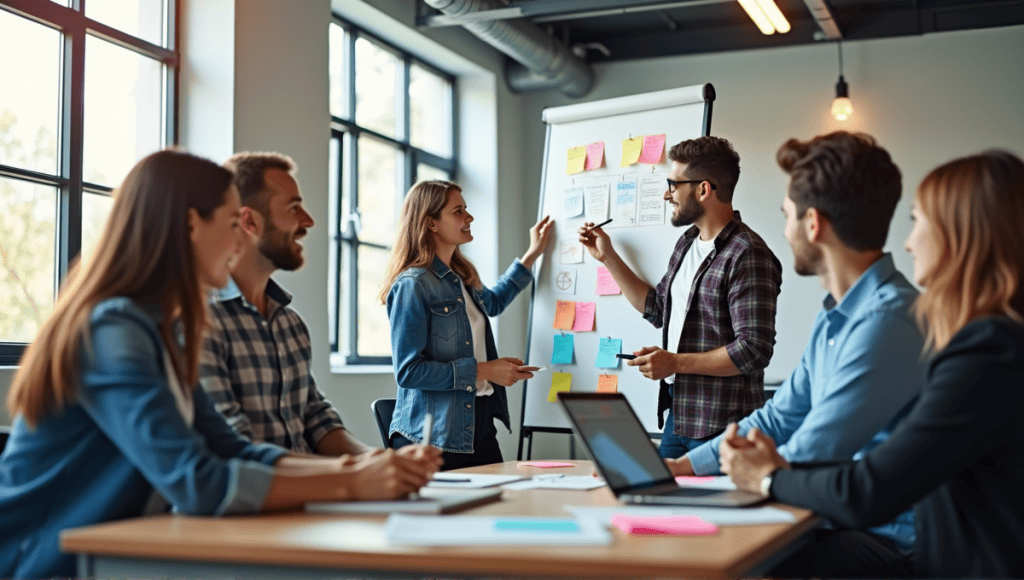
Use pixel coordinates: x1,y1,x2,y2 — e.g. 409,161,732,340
595,337,622,368
585,142,605,171
639,177,666,226
503,475,607,491
676,475,738,491
572,301,596,332
565,505,797,526
548,372,572,402
567,146,586,175
385,514,612,546
563,186,584,218
558,239,584,264
621,136,643,167
584,182,610,222
610,179,638,227
551,334,574,365
553,300,575,330
612,514,718,535
518,461,575,468
638,134,666,164
597,374,618,393
595,266,621,295
426,473,527,488
553,268,577,295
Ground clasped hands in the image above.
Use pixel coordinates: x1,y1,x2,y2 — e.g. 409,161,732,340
717,423,790,495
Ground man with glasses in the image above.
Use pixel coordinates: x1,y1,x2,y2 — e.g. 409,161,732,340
579,136,783,458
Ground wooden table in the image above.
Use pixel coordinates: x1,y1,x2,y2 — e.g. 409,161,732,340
63,461,818,579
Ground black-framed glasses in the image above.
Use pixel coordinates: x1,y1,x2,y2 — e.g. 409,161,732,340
667,178,717,193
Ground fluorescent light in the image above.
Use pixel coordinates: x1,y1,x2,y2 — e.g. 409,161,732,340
737,0,775,35
755,0,791,33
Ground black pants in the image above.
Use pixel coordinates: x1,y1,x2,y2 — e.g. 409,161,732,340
391,394,503,471
771,529,914,578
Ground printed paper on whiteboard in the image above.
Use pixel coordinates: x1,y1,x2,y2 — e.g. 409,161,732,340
638,177,666,226
559,239,584,264
584,181,610,223
564,187,584,219
610,177,638,228
553,268,578,295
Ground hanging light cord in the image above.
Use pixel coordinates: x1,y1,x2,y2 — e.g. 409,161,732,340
838,40,844,77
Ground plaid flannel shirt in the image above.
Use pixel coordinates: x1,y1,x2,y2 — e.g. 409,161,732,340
644,211,783,438
199,278,344,453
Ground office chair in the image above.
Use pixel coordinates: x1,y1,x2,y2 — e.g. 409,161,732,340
370,398,396,448
0,425,11,454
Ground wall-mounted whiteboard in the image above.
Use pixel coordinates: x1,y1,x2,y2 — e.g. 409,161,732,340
522,84,715,437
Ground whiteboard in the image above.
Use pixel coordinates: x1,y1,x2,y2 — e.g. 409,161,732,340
522,84,715,435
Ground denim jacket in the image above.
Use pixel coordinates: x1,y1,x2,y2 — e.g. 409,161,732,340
387,256,533,453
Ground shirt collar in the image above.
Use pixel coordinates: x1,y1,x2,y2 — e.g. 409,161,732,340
682,210,743,248
823,253,898,315
214,276,293,308
430,255,456,280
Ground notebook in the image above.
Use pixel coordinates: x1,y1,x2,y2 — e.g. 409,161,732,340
305,487,502,515
558,393,765,507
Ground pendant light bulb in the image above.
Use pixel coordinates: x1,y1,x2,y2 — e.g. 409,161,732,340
832,75,853,121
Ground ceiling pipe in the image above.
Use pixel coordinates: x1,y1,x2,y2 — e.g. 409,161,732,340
422,0,595,98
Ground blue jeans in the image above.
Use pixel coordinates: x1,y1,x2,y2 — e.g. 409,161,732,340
658,408,717,459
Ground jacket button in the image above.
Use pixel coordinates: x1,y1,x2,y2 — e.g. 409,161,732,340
466,386,473,391
457,298,463,302
444,307,449,312
466,404,471,409
465,341,471,345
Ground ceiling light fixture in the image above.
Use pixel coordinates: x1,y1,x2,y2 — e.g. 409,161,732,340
831,40,853,121
737,0,790,35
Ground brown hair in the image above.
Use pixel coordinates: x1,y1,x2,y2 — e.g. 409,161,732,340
223,151,295,215
7,150,234,425
777,132,902,251
379,181,481,303
913,150,1024,351
668,136,741,202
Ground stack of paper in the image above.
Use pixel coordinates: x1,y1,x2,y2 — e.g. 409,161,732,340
384,514,612,546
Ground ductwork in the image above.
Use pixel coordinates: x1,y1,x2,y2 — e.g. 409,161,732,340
423,0,595,98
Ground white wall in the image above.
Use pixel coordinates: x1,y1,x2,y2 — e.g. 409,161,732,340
518,24,1024,459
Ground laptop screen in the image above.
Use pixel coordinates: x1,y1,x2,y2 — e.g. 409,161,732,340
559,394,675,493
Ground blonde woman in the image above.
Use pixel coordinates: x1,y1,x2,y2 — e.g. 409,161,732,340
720,150,1024,578
0,151,440,579
381,181,552,470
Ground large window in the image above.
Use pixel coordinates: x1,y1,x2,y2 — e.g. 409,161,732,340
329,20,456,366
0,0,177,365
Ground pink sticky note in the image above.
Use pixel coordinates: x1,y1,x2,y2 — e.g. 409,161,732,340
585,142,605,171
638,134,666,164
595,266,622,296
611,515,719,535
518,462,575,468
676,476,716,485
572,301,596,332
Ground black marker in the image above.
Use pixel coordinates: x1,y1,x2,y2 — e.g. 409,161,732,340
615,353,637,360
431,477,471,483
582,218,613,236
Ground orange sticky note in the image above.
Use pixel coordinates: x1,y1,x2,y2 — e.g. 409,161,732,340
585,142,605,171
567,146,586,175
572,302,596,332
621,136,643,167
595,266,622,295
638,134,666,164
554,300,576,330
597,374,618,393
548,372,572,402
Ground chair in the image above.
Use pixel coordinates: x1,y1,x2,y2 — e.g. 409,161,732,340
0,425,11,454
370,398,397,448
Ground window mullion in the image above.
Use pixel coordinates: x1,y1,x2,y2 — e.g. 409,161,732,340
57,18,85,288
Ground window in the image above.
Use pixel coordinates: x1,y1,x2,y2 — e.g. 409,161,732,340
329,20,456,366
0,1,178,365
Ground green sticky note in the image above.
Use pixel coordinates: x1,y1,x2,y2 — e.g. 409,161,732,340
494,519,580,532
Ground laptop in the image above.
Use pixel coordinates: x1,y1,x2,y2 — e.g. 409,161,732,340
558,393,765,507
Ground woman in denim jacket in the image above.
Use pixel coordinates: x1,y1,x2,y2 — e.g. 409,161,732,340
381,180,552,469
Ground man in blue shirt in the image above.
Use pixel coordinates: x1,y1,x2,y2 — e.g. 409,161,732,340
666,132,924,560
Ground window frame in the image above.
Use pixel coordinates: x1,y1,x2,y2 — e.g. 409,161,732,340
0,0,179,365
329,17,457,367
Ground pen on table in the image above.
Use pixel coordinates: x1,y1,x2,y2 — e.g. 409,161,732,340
582,218,613,236
431,477,472,483
409,413,434,499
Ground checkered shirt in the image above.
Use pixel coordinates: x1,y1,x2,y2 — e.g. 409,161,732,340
644,212,783,438
199,278,344,453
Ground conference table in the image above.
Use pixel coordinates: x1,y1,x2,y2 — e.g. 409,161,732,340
62,460,819,579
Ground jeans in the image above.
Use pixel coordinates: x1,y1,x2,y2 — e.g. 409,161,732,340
658,408,718,459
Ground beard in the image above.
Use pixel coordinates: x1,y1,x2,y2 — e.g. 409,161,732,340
259,221,305,271
670,190,705,227
790,235,823,276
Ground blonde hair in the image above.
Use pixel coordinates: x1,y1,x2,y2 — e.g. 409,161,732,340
7,150,234,425
914,150,1024,351
379,181,481,303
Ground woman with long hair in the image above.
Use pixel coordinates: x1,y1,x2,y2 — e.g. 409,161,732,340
381,180,552,470
720,150,1024,578
0,150,440,579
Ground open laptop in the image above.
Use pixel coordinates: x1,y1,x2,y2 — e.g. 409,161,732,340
558,392,765,507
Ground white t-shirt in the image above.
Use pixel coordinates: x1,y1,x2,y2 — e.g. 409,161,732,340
665,236,716,384
461,282,493,397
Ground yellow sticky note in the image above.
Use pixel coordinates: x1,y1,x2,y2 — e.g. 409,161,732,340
548,372,572,402
597,374,618,393
567,146,586,175
621,136,643,167
553,300,576,330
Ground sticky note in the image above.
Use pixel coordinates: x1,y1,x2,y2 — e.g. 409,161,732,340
638,134,666,164
611,515,718,535
551,334,574,365
595,337,622,368
676,476,716,485
558,239,584,265
597,374,618,393
553,300,576,330
567,146,586,175
621,136,643,167
564,186,584,218
572,302,596,332
495,518,580,532
553,268,577,295
585,142,605,171
595,266,621,295
519,461,575,468
548,372,572,402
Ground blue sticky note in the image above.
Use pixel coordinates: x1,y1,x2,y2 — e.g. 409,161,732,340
552,334,574,365
494,519,580,533
595,338,622,368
